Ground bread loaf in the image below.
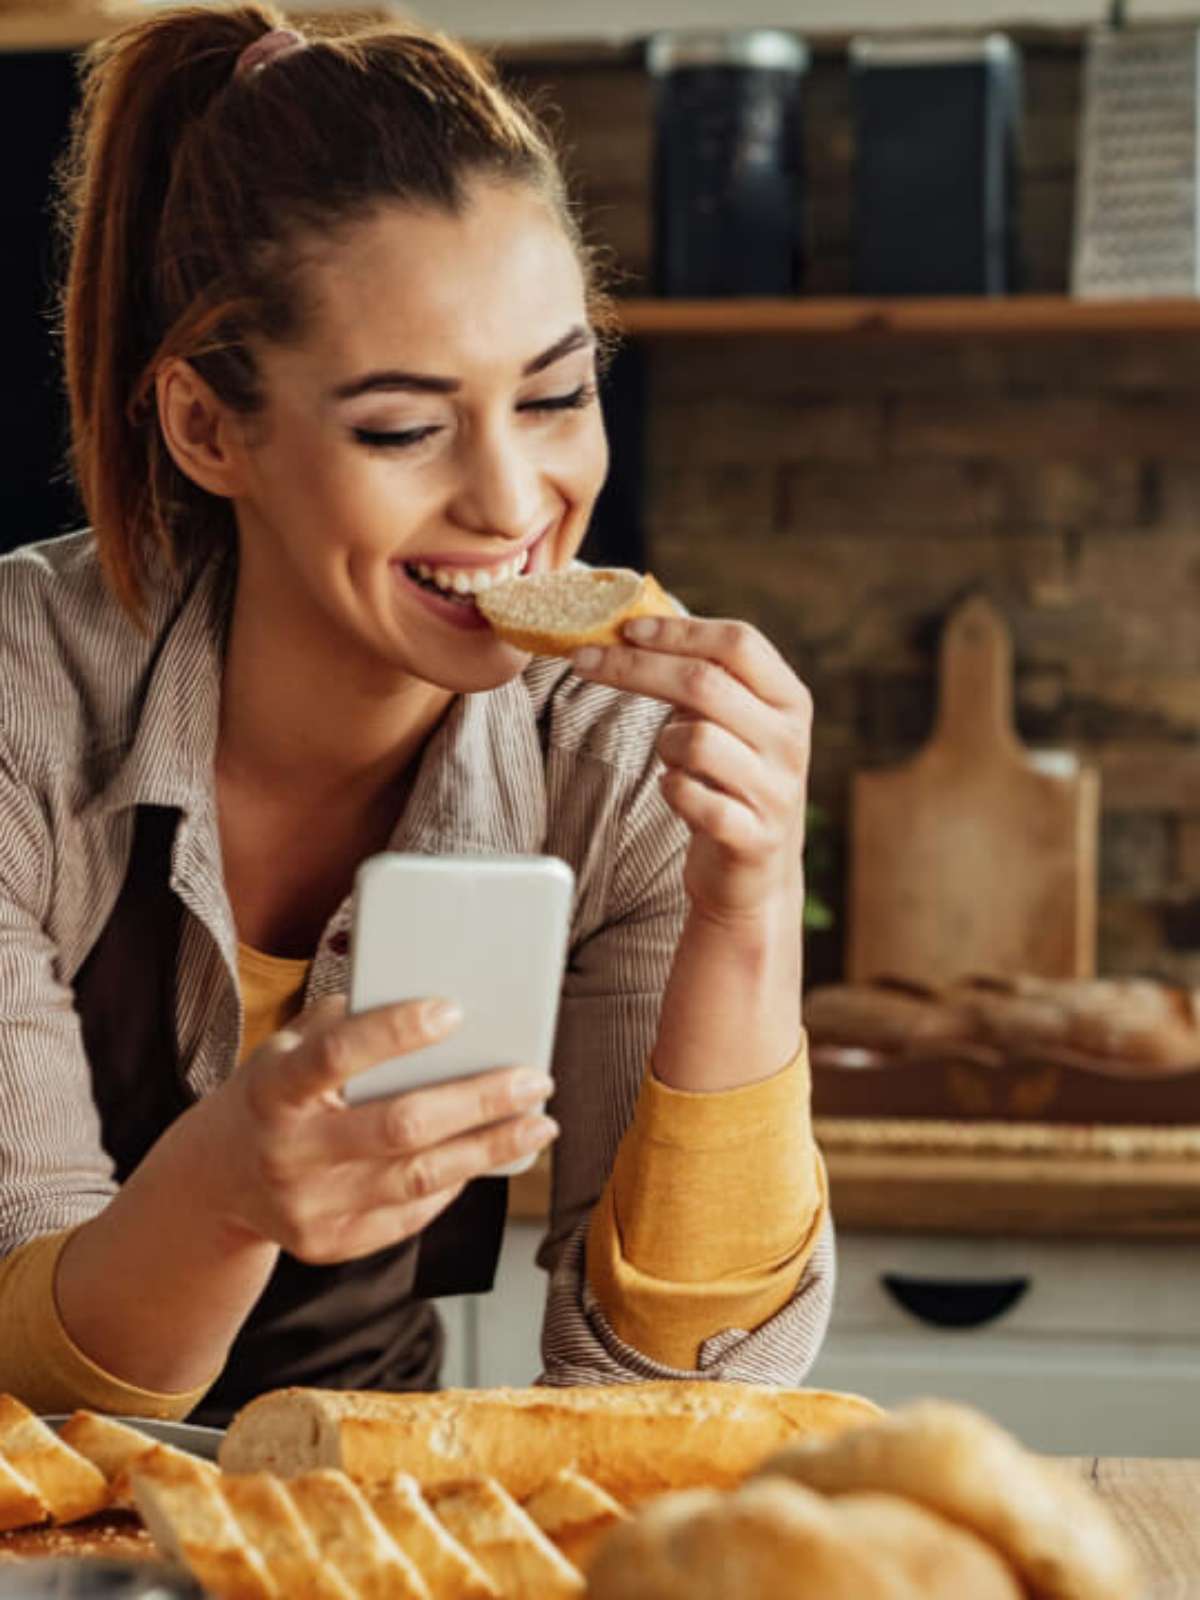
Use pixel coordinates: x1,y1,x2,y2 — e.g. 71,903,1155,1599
585,1477,1024,1600
218,1383,882,1504
476,568,676,658
756,1399,1142,1600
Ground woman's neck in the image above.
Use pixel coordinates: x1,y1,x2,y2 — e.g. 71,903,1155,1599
216,579,454,810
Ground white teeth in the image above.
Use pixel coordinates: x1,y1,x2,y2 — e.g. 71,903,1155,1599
413,549,533,597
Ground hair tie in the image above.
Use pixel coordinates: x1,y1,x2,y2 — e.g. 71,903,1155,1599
235,28,307,81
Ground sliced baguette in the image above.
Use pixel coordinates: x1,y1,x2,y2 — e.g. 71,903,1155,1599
0,1453,48,1533
221,1472,357,1600
476,567,676,658
57,1410,187,1511
219,1382,882,1504
0,1394,108,1523
365,1472,499,1600
287,1467,431,1600
130,1445,277,1600
521,1467,628,1572
426,1477,584,1599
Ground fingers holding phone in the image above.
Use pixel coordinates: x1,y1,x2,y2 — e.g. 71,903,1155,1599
212,994,558,1265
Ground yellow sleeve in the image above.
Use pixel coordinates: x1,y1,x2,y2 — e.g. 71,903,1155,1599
0,1230,212,1419
585,1038,827,1370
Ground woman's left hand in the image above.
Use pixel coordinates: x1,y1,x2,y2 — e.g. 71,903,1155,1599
572,614,812,926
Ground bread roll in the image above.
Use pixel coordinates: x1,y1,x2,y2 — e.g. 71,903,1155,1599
476,568,676,657
586,1476,1021,1600
218,1383,882,1504
756,1399,1142,1600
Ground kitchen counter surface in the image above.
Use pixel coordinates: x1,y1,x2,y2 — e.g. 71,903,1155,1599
509,1117,1200,1238
1071,1458,1200,1599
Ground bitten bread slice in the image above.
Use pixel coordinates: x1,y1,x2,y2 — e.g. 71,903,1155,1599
476,568,676,657
426,1477,584,1599
219,1381,882,1503
365,1472,499,1599
131,1445,276,1599
287,1467,431,1599
0,1453,48,1533
221,1472,357,1600
0,1394,108,1523
521,1467,627,1571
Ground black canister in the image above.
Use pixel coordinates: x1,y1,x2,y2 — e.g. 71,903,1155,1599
851,35,1023,296
647,30,809,297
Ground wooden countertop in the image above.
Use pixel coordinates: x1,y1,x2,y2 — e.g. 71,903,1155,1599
509,1117,1200,1238
1070,1458,1200,1599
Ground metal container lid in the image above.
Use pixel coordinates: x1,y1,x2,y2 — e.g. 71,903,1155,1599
646,30,809,76
849,33,1016,69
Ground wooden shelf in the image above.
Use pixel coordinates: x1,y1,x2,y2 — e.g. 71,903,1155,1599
615,295,1200,339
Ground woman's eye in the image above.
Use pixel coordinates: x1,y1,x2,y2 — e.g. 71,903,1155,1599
353,425,442,450
521,383,599,415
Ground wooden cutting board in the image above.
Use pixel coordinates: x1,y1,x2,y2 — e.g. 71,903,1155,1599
847,595,1100,986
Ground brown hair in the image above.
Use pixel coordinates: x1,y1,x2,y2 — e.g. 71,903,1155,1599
57,3,610,621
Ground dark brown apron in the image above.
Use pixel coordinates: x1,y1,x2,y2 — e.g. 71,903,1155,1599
73,805,507,1426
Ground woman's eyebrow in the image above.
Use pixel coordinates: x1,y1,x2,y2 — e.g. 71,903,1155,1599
328,324,593,402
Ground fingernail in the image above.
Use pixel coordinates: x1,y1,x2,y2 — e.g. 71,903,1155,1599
624,617,660,642
522,1114,559,1145
422,998,463,1031
513,1071,555,1104
573,646,602,672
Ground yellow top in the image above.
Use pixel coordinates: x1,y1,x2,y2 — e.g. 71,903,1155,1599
0,941,824,1411
236,941,311,1061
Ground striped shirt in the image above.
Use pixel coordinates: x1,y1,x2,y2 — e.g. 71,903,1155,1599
0,531,833,1396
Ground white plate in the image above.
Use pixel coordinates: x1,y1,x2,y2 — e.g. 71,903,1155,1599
43,1415,223,1462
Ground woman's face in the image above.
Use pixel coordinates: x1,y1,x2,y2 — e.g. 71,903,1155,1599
229,178,609,693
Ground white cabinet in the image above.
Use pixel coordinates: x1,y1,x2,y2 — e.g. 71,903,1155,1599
439,1220,545,1389
808,1233,1200,1458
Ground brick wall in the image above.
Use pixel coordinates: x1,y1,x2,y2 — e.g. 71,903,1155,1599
503,33,1200,987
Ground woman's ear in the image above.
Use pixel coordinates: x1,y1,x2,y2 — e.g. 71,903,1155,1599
155,358,250,498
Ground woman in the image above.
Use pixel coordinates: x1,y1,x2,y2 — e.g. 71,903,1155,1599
0,4,831,1425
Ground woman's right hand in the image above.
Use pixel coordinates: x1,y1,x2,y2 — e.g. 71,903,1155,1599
194,994,557,1264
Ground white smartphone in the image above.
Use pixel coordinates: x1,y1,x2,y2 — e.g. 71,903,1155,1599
344,852,575,1175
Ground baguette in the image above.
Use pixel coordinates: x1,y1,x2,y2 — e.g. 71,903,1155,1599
58,1410,194,1512
130,1445,276,1600
476,567,676,658
521,1467,627,1572
0,1455,47,1534
221,1472,357,1600
0,1395,108,1524
426,1477,584,1599
287,1468,431,1600
365,1472,499,1600
219,1382,882,1504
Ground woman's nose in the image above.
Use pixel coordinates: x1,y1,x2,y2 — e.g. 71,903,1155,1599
452,424,548,541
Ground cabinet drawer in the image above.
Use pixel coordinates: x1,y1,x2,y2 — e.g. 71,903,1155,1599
809,1332,1200,1457
831,1232,1200,1340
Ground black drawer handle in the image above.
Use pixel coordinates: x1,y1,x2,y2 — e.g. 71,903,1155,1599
881,1273,1030,1330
